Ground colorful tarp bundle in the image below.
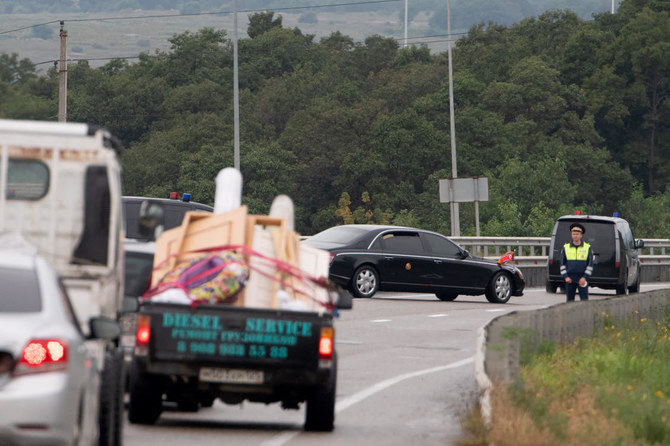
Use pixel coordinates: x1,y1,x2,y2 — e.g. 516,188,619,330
146,250,249,304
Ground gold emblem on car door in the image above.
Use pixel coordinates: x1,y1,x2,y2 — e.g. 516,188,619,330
405,262,411,270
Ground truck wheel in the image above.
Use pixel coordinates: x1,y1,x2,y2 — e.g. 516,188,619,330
305,354,337,432
128,358,163,425
98,350,123,446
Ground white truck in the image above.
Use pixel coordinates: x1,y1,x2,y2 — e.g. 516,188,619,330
0,119,126,445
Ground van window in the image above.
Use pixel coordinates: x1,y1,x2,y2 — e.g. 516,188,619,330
6,159,49,200
556,221,616,263
618,222,635,249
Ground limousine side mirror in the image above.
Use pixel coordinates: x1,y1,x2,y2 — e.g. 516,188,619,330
636,239,645,249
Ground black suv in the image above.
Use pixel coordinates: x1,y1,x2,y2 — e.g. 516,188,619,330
546,214,644,295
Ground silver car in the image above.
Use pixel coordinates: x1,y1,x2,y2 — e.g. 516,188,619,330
0,245,120,445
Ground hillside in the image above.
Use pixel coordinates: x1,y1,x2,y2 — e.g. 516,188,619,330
0,0,616,70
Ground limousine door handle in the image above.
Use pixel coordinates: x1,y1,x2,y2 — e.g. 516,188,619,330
433,259,443,264
385,256,394,260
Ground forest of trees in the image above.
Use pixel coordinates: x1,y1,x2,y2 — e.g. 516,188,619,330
1,0,669,238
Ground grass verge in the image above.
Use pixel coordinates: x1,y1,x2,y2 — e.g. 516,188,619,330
459,311,670,445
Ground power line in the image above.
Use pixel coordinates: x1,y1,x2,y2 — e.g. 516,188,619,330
0,0,402,35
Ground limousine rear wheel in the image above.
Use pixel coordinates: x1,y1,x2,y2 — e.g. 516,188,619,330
436,292,458,301
486,272,512,304
352,265,379,298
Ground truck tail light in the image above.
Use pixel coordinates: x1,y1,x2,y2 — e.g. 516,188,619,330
14,339,67,375
319,327,334,360
136,314,151,347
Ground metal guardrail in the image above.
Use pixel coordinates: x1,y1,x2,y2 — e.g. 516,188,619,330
451,237,670,267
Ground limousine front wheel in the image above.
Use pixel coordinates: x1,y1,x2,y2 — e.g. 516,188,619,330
486,272,512,304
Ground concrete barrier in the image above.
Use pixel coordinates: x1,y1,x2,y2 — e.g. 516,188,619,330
516,263,670,288
475,289,670,423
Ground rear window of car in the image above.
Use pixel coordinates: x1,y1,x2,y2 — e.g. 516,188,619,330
0,267,41,312
310,226,372,244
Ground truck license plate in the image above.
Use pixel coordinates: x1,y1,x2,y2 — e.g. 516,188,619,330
199,367,264,384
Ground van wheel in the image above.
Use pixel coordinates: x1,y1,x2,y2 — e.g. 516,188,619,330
615,274,629,295
545,281,558,294
628,276,640,294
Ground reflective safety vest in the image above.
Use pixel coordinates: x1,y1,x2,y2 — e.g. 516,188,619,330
563,242,591,261
561,242,593,279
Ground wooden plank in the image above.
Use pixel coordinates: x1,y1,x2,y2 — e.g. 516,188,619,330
152,206,247,287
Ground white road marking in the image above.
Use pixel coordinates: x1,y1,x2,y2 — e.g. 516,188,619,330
371,319,391,323
260,356,475,446
428,313,449,318
486,309,506,312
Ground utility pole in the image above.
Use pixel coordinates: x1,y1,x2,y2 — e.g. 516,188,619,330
447,0,459,236
404,0,408,48
58,21,67,123
232,0,240,171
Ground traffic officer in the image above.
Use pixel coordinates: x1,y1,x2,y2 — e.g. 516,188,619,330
560,222,593,301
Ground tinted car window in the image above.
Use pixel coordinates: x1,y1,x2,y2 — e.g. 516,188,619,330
556,221,616,260
0,267,41,312
309,226,372,244
124,252,154,297
422,233,462,258
381,232,423,253
123,198,213,239
618,222,635,249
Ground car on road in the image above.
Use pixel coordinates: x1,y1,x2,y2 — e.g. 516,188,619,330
303,225,525,303
0,239,120,446
120,195,214,388
546,214,645,295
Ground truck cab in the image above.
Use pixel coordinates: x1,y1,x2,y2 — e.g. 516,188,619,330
0,119,126,445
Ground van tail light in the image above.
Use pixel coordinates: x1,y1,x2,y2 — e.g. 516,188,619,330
615,261,620,268
14,340,68,376
328,253,335,266
136,314,151,349
319,327,334,360
548,259,553,265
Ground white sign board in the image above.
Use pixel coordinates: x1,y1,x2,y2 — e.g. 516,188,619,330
439,177,489,203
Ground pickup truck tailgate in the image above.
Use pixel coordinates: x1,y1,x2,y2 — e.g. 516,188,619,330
141,303,332,369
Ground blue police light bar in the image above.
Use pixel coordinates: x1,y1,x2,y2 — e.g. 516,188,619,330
613,212,620,217
182,193,191,202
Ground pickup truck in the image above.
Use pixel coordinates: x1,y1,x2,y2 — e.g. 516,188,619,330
128,298,346,431
126,187,351,432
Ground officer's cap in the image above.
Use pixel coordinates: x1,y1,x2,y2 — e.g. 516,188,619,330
570,223,585,234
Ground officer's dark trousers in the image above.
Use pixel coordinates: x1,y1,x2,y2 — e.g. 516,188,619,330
565,281,588,301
